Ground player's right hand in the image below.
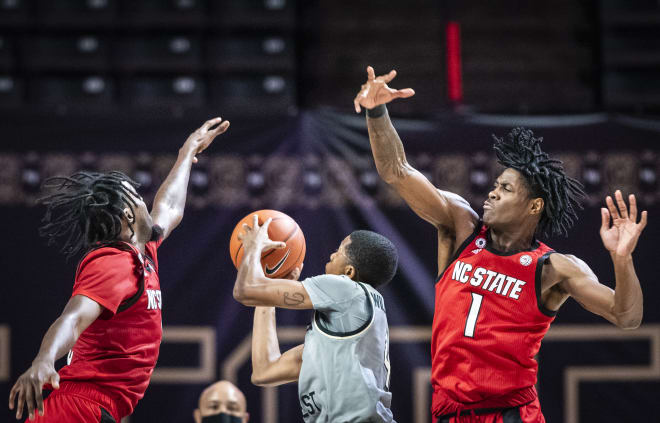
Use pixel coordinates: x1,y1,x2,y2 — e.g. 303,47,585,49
239,215,287,254
353,66,415,113
8,359,59,420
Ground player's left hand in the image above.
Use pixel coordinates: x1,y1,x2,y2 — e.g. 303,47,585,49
182,117,230,164
9,359,59,420
600,190,648,257
285,265,303,281
239,215,286,253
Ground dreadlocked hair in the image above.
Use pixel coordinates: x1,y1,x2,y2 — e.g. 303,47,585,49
492,127,586,238
38,171,140,259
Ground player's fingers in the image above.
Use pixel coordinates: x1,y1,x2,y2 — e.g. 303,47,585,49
262,241,285,252
628,194,637,222
353,95,362,113
212,120,230,135
614,190,628,218
600,208,610,230
50,373,59,390
393,88,415,98
15,387,24,419
639,210,648,230
8,383,18,409
287,266,301,280
24,384,35,420
192,156,198,164
35,385,44,417
605,195,620,220
367,66,375,81
202,117,223,132
261,217,273,232
252,214,259,230
380,69,397,84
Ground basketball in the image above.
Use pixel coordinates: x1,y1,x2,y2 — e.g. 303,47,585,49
229,209,306,278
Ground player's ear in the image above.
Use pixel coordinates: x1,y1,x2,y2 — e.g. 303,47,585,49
244,412,250,423
344,265,357,280
123,207,135,223
193,409,201,423
530,197,544,216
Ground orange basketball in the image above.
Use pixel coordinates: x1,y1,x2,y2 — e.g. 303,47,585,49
229,210,306,279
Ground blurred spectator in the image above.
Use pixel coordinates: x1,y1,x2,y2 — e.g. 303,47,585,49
193,381,249,423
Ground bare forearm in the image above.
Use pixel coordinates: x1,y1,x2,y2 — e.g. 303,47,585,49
153,149,195,219
34,315,80,364
250,308,302,386
611,254,643,328
251,307,282,375
366,105,411,183
234,246,268,304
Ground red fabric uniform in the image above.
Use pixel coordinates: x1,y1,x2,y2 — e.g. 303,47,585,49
41,239,163,422
431,223,556,421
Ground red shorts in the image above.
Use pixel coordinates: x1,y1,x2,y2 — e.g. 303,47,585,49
31,382,119,423
436,397,545,423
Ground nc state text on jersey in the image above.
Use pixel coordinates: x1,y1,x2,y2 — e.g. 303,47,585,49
451,260,527,300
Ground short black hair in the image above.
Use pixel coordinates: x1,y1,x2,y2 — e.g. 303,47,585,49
38,171,140,259
345,230,398,288
492,127,586,237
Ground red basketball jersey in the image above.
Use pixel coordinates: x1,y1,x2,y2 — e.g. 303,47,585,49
56,240,163,418
431,223,556,417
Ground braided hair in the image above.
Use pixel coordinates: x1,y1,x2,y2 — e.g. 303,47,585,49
38,171,140,259
492,127,586,237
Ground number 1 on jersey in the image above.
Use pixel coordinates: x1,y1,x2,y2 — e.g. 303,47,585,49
464,293,483,338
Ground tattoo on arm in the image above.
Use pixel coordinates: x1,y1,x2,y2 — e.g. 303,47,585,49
283,292,305,306
366,112,408,180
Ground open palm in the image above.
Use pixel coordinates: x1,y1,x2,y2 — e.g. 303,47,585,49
353,66,415,113
600,190,648,257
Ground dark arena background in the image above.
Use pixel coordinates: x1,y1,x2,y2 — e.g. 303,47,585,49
1,1,660,422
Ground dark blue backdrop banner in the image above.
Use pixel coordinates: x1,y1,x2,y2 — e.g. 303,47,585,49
1,110,659,423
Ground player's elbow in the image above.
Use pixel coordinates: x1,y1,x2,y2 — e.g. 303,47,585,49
251,371,277,387
250,371,267,386
233,284,259,306
616,315,642,330
232,285,248,304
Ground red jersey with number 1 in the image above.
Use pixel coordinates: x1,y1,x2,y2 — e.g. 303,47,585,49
431,222,556,417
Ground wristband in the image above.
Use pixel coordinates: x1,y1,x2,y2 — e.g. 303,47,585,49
366,104,387,118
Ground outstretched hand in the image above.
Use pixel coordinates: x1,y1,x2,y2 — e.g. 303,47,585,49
353,66,415,113
183,117,230,164
238,215,287,254
600,190,648,257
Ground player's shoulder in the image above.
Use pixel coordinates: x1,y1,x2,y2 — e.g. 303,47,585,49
78,244,134,271
546,253,593,278
304,274,355,286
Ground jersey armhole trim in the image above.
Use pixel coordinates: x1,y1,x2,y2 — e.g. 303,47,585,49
437,220,483,283
535,251,558,317
312,282,375,339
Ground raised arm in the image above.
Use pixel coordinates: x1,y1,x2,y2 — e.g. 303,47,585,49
354,66,477,239
151,117,230,240
9,295,103,420
550,191,646,329
251,307,304,386
233,215,314,309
